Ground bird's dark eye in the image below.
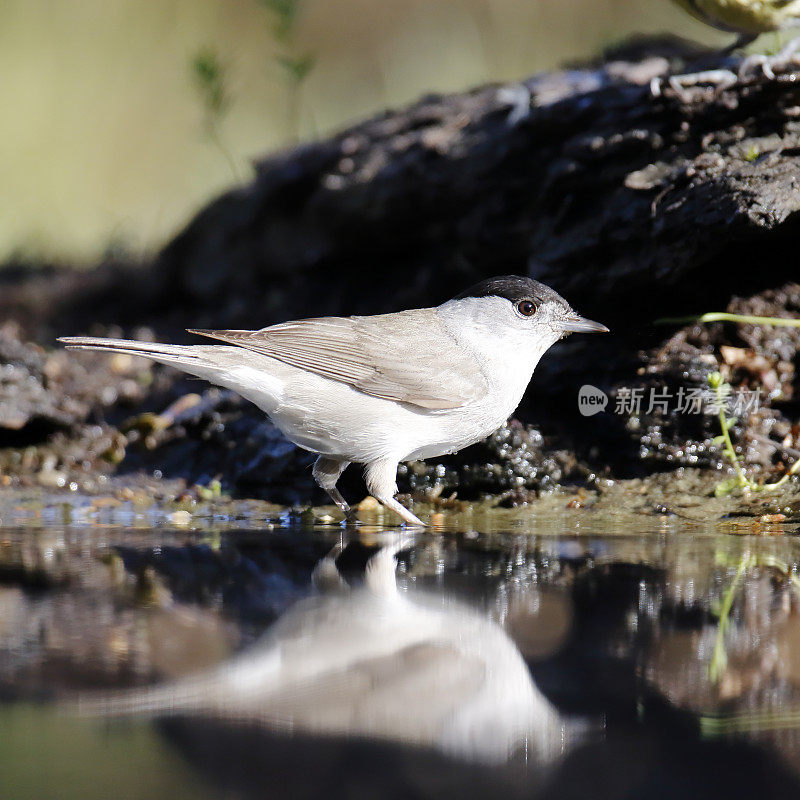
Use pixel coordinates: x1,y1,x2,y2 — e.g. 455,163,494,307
517,300,537,317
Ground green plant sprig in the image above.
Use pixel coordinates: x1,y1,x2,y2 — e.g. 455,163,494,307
707,371,800,497
191,47,242,181
702,551,800,731
657,312,800,328
708,371,753,496
257,0,316,142
258,0,302,41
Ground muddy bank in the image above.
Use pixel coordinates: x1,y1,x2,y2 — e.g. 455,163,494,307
0,465,799,537
1,280,797,511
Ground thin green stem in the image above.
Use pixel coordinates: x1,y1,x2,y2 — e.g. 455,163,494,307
657,312,800,328
702,708,800,736
286,80,302,144
763,457,800,490
718,402,747,489
708,553,752,683
206,117,242,182
708,373,749,491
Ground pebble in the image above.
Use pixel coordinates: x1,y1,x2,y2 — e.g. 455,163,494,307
37,469,67,489
168,510,192,526
759,513,787,523
358,496,381,512
91,497,122,509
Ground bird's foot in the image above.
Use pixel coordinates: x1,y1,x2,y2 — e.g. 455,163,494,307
376,495,426,528
738,37,800,81
650,69,738,101
323,496,359,528
363,460,427,529
341,507,361,529
496,83,532,126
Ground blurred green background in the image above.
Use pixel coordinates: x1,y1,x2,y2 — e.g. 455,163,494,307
0,0,729,266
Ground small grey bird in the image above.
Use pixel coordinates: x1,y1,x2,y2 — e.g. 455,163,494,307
60,275,608,526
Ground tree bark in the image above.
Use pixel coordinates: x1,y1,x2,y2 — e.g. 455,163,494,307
157,37,800,333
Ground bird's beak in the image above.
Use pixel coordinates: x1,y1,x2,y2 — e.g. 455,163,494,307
560,314,609,334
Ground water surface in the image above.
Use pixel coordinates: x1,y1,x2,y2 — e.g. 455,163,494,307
2,501,800,799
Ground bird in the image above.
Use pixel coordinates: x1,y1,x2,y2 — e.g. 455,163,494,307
59,275,608,527
651,0,800,100
670,0,800,50
73,540,580,765
667,0,800,82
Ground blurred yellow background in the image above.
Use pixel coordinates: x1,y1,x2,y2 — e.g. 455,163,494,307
0,0,727,265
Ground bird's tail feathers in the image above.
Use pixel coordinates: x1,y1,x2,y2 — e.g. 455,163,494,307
57,336,235,380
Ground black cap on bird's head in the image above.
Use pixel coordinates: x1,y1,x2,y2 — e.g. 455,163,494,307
454,275,609,334
455,275,567,305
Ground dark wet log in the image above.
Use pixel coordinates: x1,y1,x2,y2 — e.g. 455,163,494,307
149,38,800,480
157,37,800,335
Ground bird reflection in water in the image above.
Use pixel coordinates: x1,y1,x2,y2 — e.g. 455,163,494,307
76,537,582,766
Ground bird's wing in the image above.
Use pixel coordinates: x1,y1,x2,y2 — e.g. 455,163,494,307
770,0,800,15
188,310,487,410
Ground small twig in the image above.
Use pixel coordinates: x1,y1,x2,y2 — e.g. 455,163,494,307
757,554,800,600
205,118,242,182
749,432,800,461
762,457,800,491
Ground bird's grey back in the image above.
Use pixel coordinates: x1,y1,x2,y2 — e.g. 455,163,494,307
190,309,488,410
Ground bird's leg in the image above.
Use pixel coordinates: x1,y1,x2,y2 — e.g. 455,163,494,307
364,459,426,528
739,35,800,80
311,541,348,594
650,35,757,99
312,456,354,522
725,32,759,57
364,536,415,597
